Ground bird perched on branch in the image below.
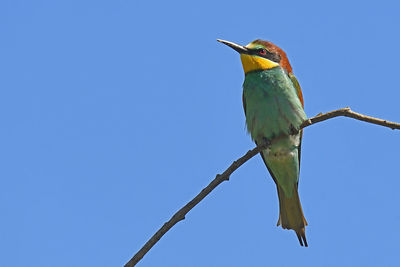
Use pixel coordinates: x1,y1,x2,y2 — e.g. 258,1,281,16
217,39,308,246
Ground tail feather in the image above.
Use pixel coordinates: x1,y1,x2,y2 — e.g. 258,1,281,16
276,185,308,247
295,227,308,247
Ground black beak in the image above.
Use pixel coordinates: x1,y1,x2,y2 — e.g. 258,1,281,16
217,39,249,54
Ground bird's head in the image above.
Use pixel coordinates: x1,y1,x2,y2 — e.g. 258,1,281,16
217,39,292,74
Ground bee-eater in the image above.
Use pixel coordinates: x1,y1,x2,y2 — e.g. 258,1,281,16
217,39,308,246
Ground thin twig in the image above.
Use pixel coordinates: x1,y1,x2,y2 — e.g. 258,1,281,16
300,107,400,130
124,107,399,267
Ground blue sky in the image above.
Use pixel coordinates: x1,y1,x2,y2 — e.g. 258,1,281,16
1,0,400,266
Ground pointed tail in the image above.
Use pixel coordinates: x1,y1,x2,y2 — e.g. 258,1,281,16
276,185,308,247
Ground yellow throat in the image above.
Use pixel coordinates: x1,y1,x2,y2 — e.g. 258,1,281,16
240,54,280,74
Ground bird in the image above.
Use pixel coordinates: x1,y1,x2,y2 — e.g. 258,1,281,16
217,39,308,246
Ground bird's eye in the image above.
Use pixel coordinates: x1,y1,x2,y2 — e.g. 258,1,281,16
258,49,267,56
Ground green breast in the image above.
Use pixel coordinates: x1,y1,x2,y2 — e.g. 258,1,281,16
243,67,306,141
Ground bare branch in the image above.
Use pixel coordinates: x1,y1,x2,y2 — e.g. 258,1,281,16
124,108,399,267
300,107,400,130
124,142,270,267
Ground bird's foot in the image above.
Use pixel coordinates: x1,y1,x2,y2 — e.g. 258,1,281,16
261,137,271,146
289,125,300,135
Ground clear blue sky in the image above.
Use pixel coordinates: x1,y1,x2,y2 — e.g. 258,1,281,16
1,0,400,266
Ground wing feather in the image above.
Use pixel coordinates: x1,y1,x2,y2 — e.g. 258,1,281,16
288,73,304,181
288,73,304,108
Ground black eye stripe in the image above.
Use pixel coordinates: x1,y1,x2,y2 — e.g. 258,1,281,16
249,48,281,63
